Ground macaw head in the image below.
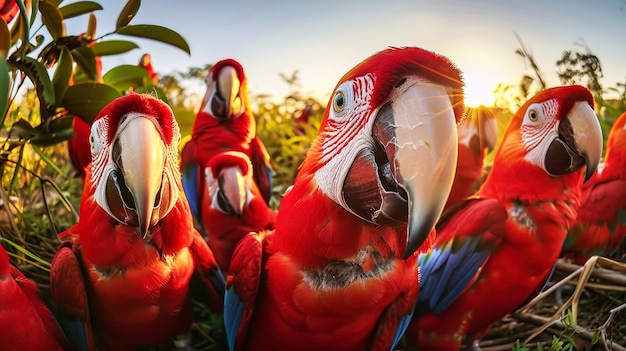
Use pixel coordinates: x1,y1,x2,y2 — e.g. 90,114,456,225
205,151,253,216
89,94,181,240
459,105,498,155
501,85,602,183
199,59,249,121
137,53,158,84
301,47,464,259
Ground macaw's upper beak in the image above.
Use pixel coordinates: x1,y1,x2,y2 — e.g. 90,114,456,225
545,101,602,183
211,66,243,120
216,166,247,216
461,106,498,154
343,79,459,259
107,114,168,240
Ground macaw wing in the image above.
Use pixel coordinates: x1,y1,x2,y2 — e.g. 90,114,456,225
577,177,626,229
249,136,273,205
224,230,269,351
188,229,225,313
181,142,202,221
417,197,507,315
49,234,94,351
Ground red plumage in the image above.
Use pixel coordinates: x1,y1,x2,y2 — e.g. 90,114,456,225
181,58,275,272
0,245,68,351
406,85,603,350
50,94,223,350
562,111,626,264
226,47,464,351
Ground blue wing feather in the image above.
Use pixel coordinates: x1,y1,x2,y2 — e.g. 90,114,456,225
224,287,246,351
182,163,200,220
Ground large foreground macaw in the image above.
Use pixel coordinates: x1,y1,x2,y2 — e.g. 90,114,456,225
405,85,603,351
561,110,626,264
224,46,465,351
50,94,224,350
443,106,498,212
181,59,275,272
0,245,68,351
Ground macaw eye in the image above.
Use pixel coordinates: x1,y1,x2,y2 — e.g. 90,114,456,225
333,91,345,113
524,103,545,125
90,118,106,155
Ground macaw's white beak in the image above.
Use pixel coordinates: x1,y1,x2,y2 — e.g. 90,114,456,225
108,114,167,240
343,79,459,259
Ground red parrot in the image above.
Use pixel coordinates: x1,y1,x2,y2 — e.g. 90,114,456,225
67,117,91,180
50,93,224,351
0,245,68,351
561,110,626,264
406,85,603,350
443,105,498,212
224,46,465,351
181,58,275,272
137,53,159,85
0,0,18,24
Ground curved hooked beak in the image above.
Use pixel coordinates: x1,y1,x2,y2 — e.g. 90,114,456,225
217,166,247,216
212,66,242,119
343,80,459,259
114,116,165,239
461,107,498,154
545,102,602,182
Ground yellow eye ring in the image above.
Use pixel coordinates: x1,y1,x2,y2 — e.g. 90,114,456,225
333,91,345,113
528,109,539,122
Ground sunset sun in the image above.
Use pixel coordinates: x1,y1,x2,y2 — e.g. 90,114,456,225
462,70,500,108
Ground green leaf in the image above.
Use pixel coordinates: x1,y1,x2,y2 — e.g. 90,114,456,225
30,0,40,27
71,46,97,81
31,115,76,146
61,83,122,123
10,119,37,140
39,0,65,40
90,40,139,56
0,58,9,120
116,0,141,28
103,64,151,91
0,16,9,57
59,1,103,19
52,46,72,106
0,237,52,267
116,24,190,55
30,144,67,175
8,56,56,110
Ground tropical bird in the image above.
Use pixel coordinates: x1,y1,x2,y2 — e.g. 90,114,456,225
561,110,626,264
137,53,159,85
406,85,603,351
224,46,464,351
181,58,275,272
443,105,498,212
50,93,224,350
0,245,68,351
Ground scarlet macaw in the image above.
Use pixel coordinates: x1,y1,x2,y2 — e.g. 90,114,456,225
561,110,626,264
67,117,91,181
50,94,224,350
181,58,275,272
443,105,498,212
224,46,464,351
0,245,68,351
137,53,159,85
406,85,603,351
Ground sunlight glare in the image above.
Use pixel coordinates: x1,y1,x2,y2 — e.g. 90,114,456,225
462,70,499,108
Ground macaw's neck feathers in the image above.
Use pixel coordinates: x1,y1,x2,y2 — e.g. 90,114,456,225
604,112,626,171
339,47,464,119
97,93,177,146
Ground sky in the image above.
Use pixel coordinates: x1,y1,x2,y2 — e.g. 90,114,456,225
63,0,626,107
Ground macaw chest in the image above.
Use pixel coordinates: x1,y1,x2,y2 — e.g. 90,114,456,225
86,247,195,327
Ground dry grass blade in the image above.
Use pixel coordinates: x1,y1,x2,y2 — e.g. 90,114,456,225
515,256,626,348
